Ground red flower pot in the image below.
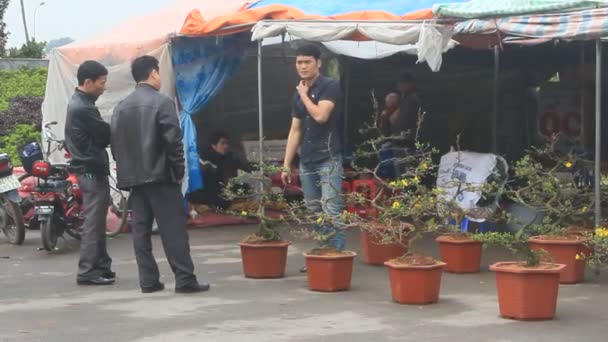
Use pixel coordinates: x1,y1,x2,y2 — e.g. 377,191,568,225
384,260,446,304
436,235,482,273
490,262,566,320
529,236,590,284
304,251,357,292
239,241,289,278
360,229,407,265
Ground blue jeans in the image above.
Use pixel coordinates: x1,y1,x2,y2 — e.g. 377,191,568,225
299,155,345,250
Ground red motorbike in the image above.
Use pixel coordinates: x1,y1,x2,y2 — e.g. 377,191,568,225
21,122,127,251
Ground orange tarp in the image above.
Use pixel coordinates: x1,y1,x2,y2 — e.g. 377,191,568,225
180,4,434,37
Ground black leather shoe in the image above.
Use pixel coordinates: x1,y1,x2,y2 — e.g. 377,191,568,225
102,271,116,280
175,282,210,294
141,282,165,293
77,276,115,286
299,266,307,273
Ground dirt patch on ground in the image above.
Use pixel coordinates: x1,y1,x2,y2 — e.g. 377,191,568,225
388,253,438,266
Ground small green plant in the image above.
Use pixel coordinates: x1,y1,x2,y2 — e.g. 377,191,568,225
224,162,286,243
0,67,47,112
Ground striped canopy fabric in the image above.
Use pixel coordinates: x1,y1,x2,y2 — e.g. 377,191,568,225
453,6,608,42
434,0,606,19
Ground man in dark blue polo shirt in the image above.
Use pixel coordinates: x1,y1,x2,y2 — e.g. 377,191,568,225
281,44,345,265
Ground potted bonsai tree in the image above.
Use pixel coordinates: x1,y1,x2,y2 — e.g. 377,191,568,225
512,142,594,285
286,184,358,293
349,121,448,304
471,142,592,320
224,162,289,279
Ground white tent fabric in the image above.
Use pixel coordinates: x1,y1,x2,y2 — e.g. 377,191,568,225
322,39,458,61
41,44,175,163
251,20,455,70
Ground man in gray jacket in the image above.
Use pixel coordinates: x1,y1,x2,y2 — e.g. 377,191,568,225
111,56,209,294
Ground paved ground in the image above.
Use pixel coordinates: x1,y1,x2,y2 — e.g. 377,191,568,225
1,225,608,342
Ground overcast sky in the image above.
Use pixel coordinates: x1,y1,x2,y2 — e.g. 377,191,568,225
4,0,174,47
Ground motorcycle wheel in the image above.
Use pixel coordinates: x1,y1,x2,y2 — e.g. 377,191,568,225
40,219,58,251
0,193,26,245
106,195,128,238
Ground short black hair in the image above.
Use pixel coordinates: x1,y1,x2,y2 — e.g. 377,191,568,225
209,131,230,146
131,56,159,83
295,44,321,60
77,60,108,86
399,72,415,83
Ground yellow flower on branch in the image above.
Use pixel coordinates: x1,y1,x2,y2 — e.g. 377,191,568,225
413,176,421,184
575,253,585,260
316,217,324,224
564,161,573,168
241,211,248,216
400,179,409,187
392,201,402,209
389,181,398,187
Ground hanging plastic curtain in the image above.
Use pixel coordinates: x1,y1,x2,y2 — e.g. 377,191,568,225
171,33,251,193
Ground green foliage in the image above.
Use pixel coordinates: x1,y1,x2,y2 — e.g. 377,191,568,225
0,124,41,166
224,162,286,242
0,0,9,56
0,67,47,111
6,40,47,59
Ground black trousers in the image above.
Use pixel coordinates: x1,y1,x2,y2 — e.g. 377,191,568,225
130,182,198,288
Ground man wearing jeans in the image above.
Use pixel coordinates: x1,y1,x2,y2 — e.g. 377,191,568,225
281,44,344,272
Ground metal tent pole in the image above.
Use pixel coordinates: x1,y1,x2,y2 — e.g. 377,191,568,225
595,39,602,276
257,38,265,193
595,39,602,228
492,45,500,154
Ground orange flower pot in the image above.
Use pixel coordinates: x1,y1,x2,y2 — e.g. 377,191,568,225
436,235,482,273
529,236,590,284
490,262,566,320
304,252,357,292
360,229,407,265
384,260,446,304
239,241,289,279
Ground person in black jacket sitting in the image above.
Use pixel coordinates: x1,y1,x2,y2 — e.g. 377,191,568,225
187,132,253,210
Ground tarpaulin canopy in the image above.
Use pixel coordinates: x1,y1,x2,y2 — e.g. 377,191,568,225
433,0,607,19
42,0,249,195
180,0,470,36
453,6,608,43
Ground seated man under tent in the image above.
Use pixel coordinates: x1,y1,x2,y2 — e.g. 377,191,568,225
187,132,253,212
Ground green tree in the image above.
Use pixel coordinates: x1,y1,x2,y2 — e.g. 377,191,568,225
7,39,46,58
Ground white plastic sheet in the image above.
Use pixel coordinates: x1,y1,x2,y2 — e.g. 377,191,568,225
251,20,455,69
436,150,508,222
41,44,176,163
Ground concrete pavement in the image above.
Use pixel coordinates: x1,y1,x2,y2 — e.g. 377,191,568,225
1,225,607,342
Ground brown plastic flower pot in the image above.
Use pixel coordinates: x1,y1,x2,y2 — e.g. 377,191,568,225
304,252,357,292
490,262,566,321
239,241,289,278
384,260,446,305
529,236,590,284
360,229,407,265
436,235,482,273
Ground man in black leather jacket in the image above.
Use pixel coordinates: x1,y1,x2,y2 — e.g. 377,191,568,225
65,60,115,286
111,56,209,294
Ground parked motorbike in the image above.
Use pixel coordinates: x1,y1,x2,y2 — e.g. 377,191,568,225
0,153,26,245
23,122,129,251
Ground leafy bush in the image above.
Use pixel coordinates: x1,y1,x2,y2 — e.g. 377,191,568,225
6,40,46,59
0,124,41,167
0,96,43,135
0,67,47,111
